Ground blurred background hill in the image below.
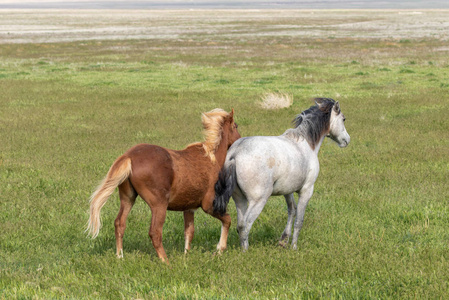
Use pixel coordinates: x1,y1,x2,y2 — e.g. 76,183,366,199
0,0,448,9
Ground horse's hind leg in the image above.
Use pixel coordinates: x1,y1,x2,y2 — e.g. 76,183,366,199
239,196,269,251
115,180,137,258
138,188,170,263
183,209,195,253
279,193,296,247
233,186,248,236
148,204,169,263
291,185,314,250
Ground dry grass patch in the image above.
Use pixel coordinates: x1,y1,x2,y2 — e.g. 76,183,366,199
260,92,293,109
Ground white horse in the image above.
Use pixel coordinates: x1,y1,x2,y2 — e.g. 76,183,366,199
213,98,350,250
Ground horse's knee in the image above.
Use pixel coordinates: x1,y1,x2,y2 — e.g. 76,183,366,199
114,218,125,234
148,228,157,239
221,214,231,228
289,206,296,215
237,224,245,235
149,229,162,246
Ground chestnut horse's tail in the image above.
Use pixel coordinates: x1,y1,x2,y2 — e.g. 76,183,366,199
86,156,132,238
213,158,237,216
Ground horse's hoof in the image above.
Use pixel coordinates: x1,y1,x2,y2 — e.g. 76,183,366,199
116,249,124,258
278,241,288,248
214,247,225,256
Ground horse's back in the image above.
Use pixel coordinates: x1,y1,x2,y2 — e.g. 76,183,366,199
228,136,318,196
228,135,313,171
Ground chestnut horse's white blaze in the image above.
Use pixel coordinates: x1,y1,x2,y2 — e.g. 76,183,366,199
213,98,350,250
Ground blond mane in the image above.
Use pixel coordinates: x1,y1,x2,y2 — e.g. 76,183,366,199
201,108,230,163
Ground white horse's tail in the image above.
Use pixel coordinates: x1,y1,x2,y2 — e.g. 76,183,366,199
213,158,237,216
86,156,132,238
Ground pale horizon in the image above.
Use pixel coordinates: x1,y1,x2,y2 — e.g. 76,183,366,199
0,0,448,9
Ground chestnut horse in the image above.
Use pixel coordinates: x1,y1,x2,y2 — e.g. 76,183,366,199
87,109,240,263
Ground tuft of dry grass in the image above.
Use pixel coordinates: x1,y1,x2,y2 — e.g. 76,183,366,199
260,92,293,109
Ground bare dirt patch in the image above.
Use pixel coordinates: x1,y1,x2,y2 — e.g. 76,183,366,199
1,9,449,44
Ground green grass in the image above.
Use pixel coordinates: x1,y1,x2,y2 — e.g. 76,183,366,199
1,11,449,299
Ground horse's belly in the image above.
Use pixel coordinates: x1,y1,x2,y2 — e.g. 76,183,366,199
167,189,204,211
272,176,305,195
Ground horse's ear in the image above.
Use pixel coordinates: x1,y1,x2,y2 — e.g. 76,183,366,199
333,101,341,114
230,108,235,120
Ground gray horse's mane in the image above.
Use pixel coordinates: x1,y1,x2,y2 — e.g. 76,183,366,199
282,98,335,149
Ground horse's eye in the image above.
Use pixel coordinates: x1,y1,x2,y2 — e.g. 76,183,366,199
235,123,238,128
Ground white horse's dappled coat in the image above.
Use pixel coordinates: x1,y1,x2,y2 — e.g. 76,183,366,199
213,98,350,250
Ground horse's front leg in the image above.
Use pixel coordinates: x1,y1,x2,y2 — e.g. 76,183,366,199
202,194,231,253
205,210,231,253
183,209,195,253
291,185,314,250
279,193,296,247
215,212,231,253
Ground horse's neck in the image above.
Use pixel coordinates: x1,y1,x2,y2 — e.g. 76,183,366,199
312,135,326,155
213,133,229,167
285,126,327,155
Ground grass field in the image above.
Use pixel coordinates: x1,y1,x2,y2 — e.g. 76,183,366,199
1,9,448,299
